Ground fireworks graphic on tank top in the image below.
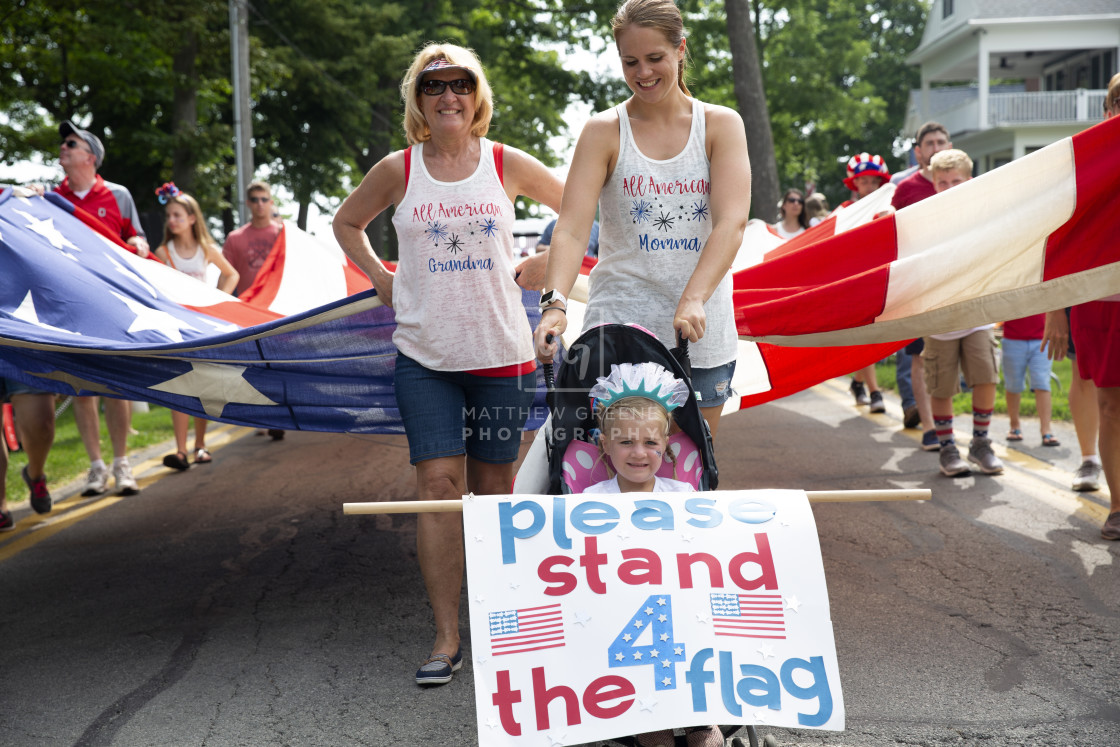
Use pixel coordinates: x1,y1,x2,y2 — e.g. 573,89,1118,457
653,211,676,232
425,221,449,244
446,234,463,254
689,200,710,222
480,218,499,238
630,199,653,224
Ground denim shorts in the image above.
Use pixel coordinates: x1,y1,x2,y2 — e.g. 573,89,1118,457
1001,338,1052,393
690,360,737,407
394,353,536,465
0,377,50,404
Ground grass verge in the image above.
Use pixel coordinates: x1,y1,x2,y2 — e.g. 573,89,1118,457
873,357,1073,419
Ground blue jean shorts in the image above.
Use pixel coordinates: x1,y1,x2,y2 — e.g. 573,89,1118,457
690,360,737,408
1001,338,1052,393
0,377,50,404
394,353,536,465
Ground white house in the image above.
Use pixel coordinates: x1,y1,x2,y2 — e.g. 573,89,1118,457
904,0,1120,173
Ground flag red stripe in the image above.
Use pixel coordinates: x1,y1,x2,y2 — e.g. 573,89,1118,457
1043,115,1120,281
734,216,898,338
238,226,286,308
181,300,282,327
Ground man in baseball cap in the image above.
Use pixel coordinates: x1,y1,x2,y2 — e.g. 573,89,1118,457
53,118,149,498
58,120,105,169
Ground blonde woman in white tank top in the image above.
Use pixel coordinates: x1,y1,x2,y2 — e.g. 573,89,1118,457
533,0,751,440
333,44,563,686
154,187,239,471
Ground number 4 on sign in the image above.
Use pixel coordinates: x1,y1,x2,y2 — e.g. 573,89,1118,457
607,595,686,690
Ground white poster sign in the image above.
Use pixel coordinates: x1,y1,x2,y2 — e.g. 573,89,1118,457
463,489,844,746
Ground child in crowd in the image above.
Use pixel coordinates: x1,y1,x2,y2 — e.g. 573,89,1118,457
842,153,890,412
1002,314,1058,447
804,192,830,226
153,183,240,471
923,150,1003,477
585,363,722,746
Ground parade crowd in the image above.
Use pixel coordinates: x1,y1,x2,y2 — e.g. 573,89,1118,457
0,6,1116,732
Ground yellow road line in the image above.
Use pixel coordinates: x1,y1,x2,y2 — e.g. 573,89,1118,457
0,495,124,562
813,377,1111,523
0,423,252,560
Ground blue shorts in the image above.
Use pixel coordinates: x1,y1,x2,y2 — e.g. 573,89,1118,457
0,377,50,404
690,360,737,408
1001,338,1052,393
394,353,536,465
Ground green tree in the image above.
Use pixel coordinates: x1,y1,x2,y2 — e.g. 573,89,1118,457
0,1,235,230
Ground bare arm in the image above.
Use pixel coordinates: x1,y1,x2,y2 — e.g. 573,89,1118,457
502,146,565,291
533,115,617,361
205,244,240,295
674,104,750,342
332,151,407,307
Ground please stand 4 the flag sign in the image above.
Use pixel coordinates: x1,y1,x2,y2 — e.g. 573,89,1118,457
463,490,845,746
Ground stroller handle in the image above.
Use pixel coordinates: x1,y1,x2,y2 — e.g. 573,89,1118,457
544,334,555,391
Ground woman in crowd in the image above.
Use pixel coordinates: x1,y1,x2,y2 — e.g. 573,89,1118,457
772,187,808,239
533,0,751,439
332,43,563,684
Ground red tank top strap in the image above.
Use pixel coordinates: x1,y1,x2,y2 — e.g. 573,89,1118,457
493,143,504,185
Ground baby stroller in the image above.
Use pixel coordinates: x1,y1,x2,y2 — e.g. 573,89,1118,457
543,323,768,747
544,323,718,496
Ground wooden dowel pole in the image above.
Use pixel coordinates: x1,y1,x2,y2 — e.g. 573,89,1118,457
343,489,930,515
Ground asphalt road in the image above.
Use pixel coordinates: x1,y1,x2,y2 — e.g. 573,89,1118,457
1,380,1117,747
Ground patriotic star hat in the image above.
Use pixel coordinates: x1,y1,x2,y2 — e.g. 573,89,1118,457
420,56,477,82
843,152,891,190
588,362,690,415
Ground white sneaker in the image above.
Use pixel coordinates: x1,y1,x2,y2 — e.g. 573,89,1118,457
1072,460,1102,492
82,463,110,496
113,459,140,496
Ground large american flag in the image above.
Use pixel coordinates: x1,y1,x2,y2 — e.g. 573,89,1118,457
1,114,1118,434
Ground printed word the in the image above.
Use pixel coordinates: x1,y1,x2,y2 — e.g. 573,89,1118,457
490,666,634,736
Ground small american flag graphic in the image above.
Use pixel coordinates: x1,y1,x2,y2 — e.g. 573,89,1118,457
488,603,565,656
710,593,786,639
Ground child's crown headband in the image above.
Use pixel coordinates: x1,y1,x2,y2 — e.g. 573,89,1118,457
589,362,690,413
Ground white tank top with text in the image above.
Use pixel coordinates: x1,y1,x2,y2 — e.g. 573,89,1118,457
391,138,532,371
586,101,737,369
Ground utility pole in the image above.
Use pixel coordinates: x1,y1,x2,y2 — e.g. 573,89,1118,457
229,0,253,225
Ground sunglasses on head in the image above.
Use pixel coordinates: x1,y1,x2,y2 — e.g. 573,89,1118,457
420,78,476,96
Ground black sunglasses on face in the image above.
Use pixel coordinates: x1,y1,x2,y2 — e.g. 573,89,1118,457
420,78,476,96
248,196,271,204
785,197,803,204
61,139,88,151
